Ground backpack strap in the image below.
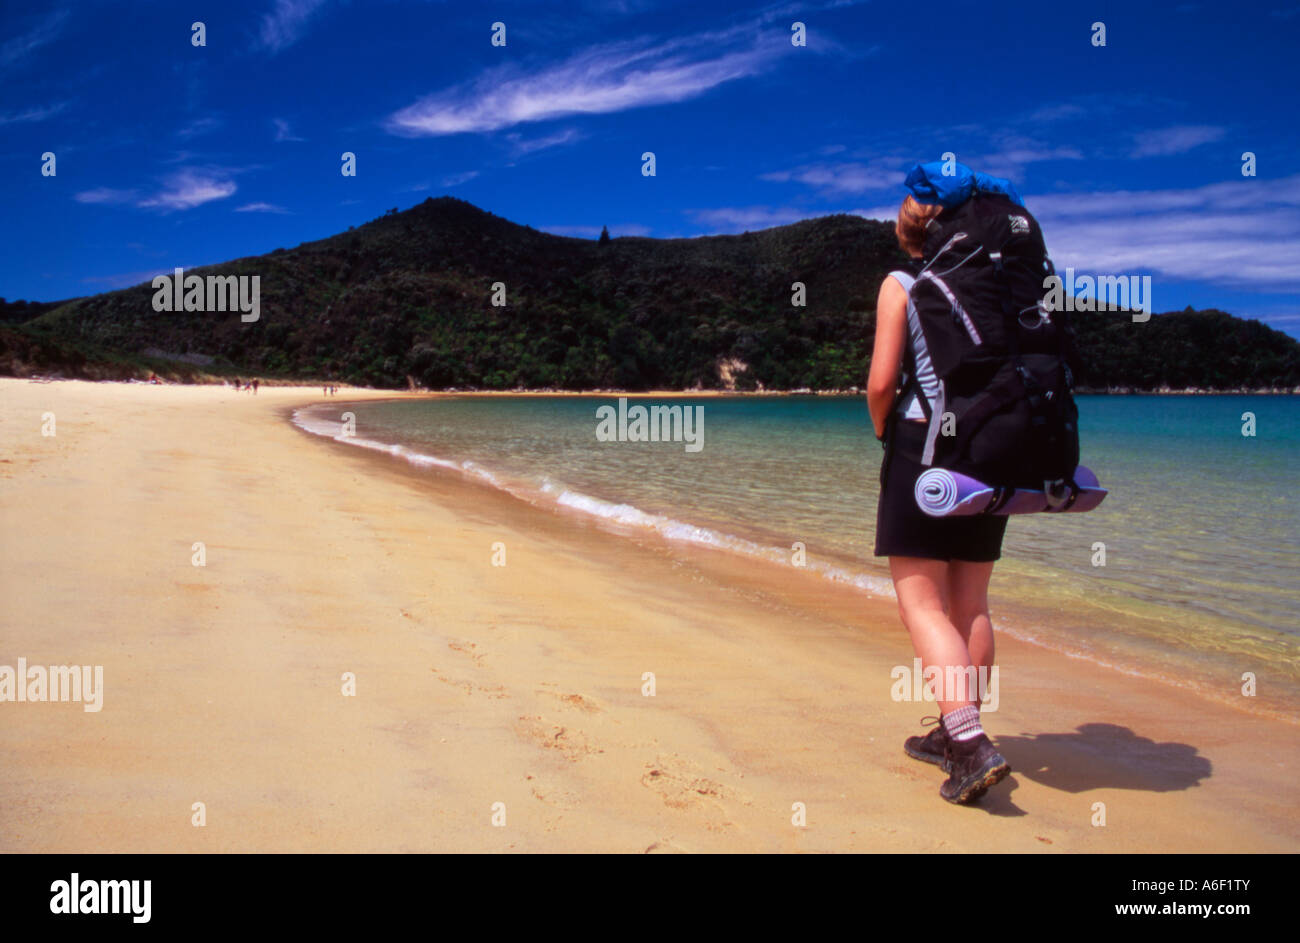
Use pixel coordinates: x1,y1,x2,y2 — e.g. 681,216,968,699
887,271,928,419
882,269,942,463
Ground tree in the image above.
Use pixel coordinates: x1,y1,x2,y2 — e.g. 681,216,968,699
599,225,610,244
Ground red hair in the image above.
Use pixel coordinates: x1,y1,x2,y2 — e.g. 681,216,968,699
896,195,944,257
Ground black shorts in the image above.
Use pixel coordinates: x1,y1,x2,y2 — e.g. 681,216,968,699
874,419,1008,562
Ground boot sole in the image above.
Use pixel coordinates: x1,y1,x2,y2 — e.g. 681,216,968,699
942,756,1011,804
904,741,952,772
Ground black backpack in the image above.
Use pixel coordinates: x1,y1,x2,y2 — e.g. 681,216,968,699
895,192,1082,491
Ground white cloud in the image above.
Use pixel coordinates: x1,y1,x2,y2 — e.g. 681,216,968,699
75,188,139,205
760,160,904,195
258,0,328,53
235,202,289,213
385,25,789,136
1,10,68,70
1130,125,1226,158
441,171,480,187
178,117,222,139
686,205,818,232
1031,175,1300,291
0,101,69,125
138,171,237,211
505,127,584,155
272,118,305,142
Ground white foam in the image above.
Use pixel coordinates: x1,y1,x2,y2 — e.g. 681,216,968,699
291,403,898,601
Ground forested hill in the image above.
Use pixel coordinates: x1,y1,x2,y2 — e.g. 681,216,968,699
7,196,1299,391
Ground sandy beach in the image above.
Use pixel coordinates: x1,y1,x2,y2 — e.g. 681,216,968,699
0,378,1294,853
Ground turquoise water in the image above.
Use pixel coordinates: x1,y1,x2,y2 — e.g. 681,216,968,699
296,394,1300,716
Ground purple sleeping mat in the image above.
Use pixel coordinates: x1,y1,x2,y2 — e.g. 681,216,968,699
914,466,1108,518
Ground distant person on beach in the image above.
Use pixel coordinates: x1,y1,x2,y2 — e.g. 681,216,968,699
252,378,259,394
867,193,1012,804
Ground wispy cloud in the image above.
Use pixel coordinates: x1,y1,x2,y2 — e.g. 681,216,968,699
258,0,328,53
505,127,584,155
272,118,305,141
1,10,69,70
767,131,1084,198
441,171,480,187
178,117,222,139
138,170,237,211
760,159,904,195
1032,175,1300,291
0,101,70,126
1130,124,1227,158
385,24,791,136
74,188,139,205
686,205,818,232
235,201,289,213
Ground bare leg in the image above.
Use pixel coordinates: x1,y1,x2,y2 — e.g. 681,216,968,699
947,559,996,682
890,556,977,715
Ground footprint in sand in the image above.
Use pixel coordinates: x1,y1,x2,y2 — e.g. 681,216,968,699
447,639,486,666
643,839,688,854
641,756,741,810
548,692,603,714
515,715,603,761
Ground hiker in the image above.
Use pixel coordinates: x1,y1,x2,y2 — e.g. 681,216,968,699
869,192,1010,804
867,160,1081,805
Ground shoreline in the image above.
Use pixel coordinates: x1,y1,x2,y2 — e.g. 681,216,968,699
19,374,1300,397
292,397,1300,728
2,378,1296,852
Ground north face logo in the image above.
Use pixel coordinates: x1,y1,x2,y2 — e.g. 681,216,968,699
1008,215,1030,234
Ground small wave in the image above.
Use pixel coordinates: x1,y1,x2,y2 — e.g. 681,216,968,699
292,404,897,599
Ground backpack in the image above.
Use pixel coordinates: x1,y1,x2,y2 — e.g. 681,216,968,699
895,191,1082,492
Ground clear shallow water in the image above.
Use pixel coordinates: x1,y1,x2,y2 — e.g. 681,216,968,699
295,394,1300,717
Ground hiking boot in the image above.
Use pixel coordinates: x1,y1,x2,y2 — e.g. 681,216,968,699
904,715,952,772
939,733,1011,804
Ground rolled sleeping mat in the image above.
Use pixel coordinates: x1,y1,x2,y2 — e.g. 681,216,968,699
914,466,1108,518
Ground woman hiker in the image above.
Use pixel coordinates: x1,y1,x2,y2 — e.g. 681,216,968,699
867,193,1012,805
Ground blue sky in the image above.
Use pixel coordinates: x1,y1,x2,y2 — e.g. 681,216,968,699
2,0,1299,335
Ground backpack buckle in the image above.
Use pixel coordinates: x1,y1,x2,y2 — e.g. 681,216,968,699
1044,479,1070,510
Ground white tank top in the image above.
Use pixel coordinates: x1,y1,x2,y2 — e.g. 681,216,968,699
888,271,939,421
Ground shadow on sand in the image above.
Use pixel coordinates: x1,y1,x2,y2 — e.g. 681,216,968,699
958,723,1212,817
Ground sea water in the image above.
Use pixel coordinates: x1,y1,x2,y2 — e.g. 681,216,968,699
295,394,1300,720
